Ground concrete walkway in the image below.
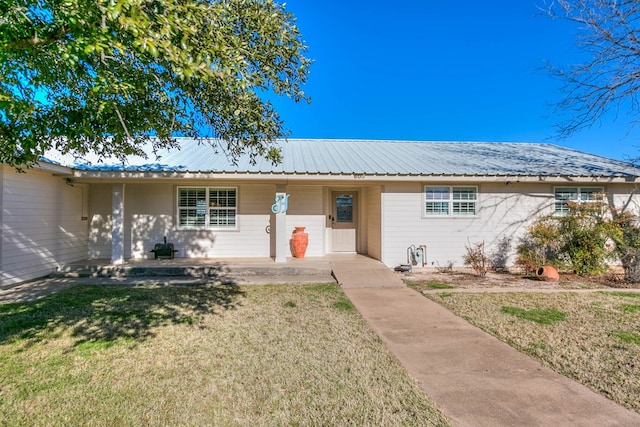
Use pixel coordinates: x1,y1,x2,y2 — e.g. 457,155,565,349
343,286,640,427
331,258,404,288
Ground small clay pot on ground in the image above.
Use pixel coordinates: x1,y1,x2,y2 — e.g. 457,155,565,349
537,265,560,282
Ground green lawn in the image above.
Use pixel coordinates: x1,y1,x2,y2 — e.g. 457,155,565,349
0,284,450,426
427,291,640,413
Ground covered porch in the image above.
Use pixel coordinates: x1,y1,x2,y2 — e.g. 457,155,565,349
53,254,389,285
0,254,404,303
96,182,383,265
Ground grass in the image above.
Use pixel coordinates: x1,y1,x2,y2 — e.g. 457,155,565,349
613,331,640,345
405,281,455,291
500,306,567,324
0,284,450,426
426,291,640,413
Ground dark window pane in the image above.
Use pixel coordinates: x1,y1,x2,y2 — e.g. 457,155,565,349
336,195,353,222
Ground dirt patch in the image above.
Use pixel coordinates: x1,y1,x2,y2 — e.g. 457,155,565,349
399,268,640,291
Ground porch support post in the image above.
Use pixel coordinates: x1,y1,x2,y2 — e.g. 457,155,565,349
274,185,288,263
111,184,125,265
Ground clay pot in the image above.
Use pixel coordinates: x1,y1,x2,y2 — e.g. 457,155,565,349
536,265,560,282
291,227,309,258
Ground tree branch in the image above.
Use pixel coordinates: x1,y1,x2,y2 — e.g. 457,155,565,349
4,25,70,50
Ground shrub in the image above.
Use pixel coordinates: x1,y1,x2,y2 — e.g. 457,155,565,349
516,200,611,276
556,201,610,275
516,216,561,276
463,240,489,277
517,196,640,281
607,209,640,282
435,260,453,273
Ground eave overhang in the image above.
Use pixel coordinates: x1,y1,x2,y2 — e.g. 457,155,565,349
69,169,640,184
35,161,74,176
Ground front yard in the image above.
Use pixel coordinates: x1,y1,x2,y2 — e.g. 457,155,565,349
0,284,450,426
424,290,640,413
5,273,639,424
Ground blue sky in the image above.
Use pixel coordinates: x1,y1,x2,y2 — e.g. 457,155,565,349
269,1,640,161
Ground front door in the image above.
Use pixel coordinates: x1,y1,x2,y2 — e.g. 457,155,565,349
331,191,357,252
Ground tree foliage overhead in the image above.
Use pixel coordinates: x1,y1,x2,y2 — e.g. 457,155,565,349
545,0,640,139
0,0,310,167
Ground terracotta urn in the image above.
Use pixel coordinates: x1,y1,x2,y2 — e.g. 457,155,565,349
291,227,309,258
536,265,560,282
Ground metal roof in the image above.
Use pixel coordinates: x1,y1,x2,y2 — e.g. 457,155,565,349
43,139,640,177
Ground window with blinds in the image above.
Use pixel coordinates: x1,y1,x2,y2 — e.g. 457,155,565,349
177,187,237,229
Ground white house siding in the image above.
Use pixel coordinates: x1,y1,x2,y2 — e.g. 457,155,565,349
125,184,175,258
1,165,88,286
226,184,273,258
380,181,554,268
167,183,274,258
88,182,276,259
364,186,382,259
81,179,640,265
285,186,324,257
608,184,640,213
87,184,114,259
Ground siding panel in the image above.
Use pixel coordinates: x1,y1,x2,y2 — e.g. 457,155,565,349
365,186,382,259
381,182,552,268
2,165,88,285
88,183,278,259
285,186,324,257
88,184,113,259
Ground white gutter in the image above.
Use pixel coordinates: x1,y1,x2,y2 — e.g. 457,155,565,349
70,170,639,184
35,161,74,176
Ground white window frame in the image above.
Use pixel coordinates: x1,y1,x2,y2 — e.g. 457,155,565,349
424,186,478,217
177,186,238,230
554,186,604,215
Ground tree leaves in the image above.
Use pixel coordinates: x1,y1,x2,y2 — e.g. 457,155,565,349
0,0,311,167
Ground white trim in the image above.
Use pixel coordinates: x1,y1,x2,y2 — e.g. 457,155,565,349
553,186,605,215
423,185,478,217
70,170,640,184
34,161,74,175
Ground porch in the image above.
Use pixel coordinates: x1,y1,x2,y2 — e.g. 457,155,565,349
2,255,405,303
53,254,387,285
